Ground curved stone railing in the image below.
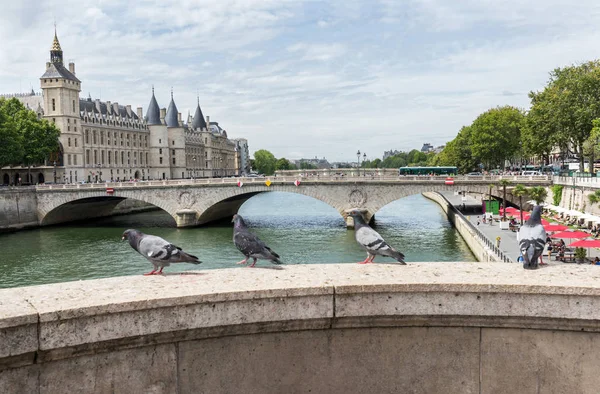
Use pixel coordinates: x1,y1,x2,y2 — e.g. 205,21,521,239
3,263,600,392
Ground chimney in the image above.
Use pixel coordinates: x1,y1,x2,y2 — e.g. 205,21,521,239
126,105,132,116
160,108,166,121
136,107,143,118
178,112,182,123
69,62,76,75
206,115,210,127
106,101,112,113
46,62,51,69
95,99,101,113
113,102,119,114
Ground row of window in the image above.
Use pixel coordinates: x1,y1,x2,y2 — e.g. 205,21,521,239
85,150,150,167
83,116,144,129
84,130,149,147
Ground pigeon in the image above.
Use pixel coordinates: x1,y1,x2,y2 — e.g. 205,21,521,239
121,229,201,275
232,214,282,267
517,205,547,270
348,210,406,264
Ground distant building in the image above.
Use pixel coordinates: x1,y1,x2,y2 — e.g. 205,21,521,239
1,29,244,185
295,156,331,169
233,138,250,175
383,150,403,160
421,143,434,153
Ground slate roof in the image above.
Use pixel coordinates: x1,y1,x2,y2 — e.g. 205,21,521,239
79,98,140,120
191,101,207,130
145,91,161,125
40,63,80,83
165,96,179,127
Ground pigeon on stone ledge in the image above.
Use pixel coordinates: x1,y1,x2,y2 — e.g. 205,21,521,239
348,209,406,264
517,205,547,270
232,214,282,267
122,229,201,275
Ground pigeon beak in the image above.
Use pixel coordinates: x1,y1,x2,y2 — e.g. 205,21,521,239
121,236,125,241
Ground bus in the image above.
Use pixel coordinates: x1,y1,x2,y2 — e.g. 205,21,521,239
398,166,458,176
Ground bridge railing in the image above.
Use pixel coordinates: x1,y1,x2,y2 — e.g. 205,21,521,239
435,192,513,263
34,175,550,191
554,175,600,188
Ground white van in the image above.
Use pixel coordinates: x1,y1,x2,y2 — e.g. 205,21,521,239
522,171,542,176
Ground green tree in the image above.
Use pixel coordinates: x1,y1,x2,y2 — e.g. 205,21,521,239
588,189,600,207
469,106,524,170
435,126,477,173
253,149,277,175
0,99,23,166
275,157,293,171
512,184,528,225
527,186,548,205
20,111,60,181
499,179,512,220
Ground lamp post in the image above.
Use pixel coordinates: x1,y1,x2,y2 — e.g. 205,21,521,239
53,161,57,183
97,164,102,183
356,150,360,177
193,156,197,179
219,157,223,178
363,152,367,176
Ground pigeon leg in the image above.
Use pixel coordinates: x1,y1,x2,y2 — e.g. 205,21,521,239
143,269,157,276
158,267,165,274
358,255,374,264
249,258,258,268
236,258,249,265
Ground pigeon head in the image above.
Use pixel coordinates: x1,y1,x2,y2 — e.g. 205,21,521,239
232,214,247,228
348,210,367,226
525,205,543,226
122,229,142,241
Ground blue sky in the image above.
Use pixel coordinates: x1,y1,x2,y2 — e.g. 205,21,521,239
2,0,600,161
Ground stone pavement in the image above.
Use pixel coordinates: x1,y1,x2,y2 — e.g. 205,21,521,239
441,192,600,266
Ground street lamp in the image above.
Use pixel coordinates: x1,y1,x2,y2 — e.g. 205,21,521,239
53,161,57,183
363,152,367,176
97,164,102,182
356,150,360,177
193,156,197,179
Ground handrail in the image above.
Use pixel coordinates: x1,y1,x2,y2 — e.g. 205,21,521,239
435,192,514,263
33,175,550,191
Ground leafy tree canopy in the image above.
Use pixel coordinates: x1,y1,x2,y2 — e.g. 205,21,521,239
253,149,277,175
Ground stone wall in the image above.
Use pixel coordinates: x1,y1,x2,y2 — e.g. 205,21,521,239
423,192,503,262
0,187,39,232
3,263,600,393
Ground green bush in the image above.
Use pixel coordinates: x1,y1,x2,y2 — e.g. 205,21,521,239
551,185,563,206
575,247,586,259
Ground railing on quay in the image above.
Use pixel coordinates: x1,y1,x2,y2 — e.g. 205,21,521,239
554,175,600,188
435,192,513,264
34,174,550,191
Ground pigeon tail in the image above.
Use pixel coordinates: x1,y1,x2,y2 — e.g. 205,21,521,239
266,247,283,264
180,251,202,264
388,249,406,264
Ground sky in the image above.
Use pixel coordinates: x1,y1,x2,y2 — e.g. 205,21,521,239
1,1,600,162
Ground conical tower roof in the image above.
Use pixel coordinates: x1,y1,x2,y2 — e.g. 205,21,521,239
191,97,207,130
165,90,179,127
145,87,161,125
51,30,62,51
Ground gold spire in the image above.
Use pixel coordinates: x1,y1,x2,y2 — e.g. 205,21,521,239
51,25,62,51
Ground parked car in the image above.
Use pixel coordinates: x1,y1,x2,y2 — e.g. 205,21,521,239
521,171,542,176
466,172,482,176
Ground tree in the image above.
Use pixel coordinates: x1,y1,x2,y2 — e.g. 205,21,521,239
0,100,23,166
512,184,528,225
435,126,477,173
469,106,524,170
275,157,293,171
588,189,600,207
527,186,548,205
253,149,277,175
499,179,512,220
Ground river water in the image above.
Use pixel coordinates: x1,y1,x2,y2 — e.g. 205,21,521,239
0,193,475,288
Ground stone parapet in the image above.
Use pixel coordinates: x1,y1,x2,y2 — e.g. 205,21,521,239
3,263,600,392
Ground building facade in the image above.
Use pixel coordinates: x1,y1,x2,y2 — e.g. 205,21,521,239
1,30,244,185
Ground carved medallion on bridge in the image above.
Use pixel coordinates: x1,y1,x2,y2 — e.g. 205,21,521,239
178,192,196,208
349,189,367,206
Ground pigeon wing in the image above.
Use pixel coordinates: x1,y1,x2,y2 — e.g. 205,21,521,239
138,234,187,262
356,226,391,255
234,229,267,256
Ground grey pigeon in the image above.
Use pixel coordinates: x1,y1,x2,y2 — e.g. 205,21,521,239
232,214,282,267
517,205,547,270
122,229,201,275
348,210,406,264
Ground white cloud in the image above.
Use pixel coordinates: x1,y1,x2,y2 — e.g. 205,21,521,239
1,0,600,161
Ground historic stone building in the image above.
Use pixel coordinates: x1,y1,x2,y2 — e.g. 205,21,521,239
1,30,244,185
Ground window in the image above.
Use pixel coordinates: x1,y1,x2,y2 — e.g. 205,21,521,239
67,126,70,131
159,139,161,144
52,118,55,123
85,130,89,144
108,151,111,165
68,138,71,147
73,100,75,113
172,141,175,145
146,153,148,165
74,155,77,165
100,132,104,145
86,150,90,165
74,127,77,132
68,155,71,165
159,148,162,154
75,138,77,147
52,99,55,111
172,157,176,165
121,152,124,165
74,120,76,125
101,151,105,165
159,157,163,164
93,131,97,144
94,150,97,164
172,150,175,155
67,119,70,124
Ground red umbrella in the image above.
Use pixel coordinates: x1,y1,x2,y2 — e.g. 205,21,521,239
522,216,549,225
544,224,568,232
552,230,591,239
569,239,600,248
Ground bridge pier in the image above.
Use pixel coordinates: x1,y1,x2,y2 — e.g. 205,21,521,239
175,209,198,227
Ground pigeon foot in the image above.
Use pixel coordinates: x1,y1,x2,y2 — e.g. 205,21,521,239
358,261,374,264
236,259,248,265
143,270,158,276
249,259,258,268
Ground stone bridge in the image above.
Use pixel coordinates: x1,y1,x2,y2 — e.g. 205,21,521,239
35,175,551,228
